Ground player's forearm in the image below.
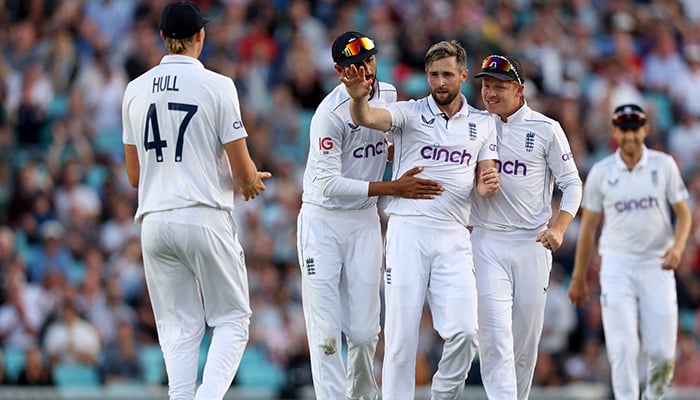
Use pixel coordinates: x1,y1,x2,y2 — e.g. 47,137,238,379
571,233,595,282
234,160,259,190
557,174,583,218
349,98,391,132
368,180,398,196
224,139,258,185
671,200,692,253
124,144,140,188
550,210,575,237
319,175,370,198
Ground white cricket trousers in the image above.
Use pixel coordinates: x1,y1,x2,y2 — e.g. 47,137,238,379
141,207,251,400
296,204,382,400
383,215,478,400
471,227,551,400
600,254,677,400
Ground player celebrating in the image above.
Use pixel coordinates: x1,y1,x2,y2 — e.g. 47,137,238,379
568,103,691,400
297,31,443,400
470,55,582,400
121,2,271,399
342,39,499,400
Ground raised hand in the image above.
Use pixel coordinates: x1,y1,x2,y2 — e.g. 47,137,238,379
340,64,373,100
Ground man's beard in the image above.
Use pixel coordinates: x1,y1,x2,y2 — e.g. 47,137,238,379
431,88,458,106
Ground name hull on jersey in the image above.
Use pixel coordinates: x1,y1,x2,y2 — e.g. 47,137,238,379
153,75,180,93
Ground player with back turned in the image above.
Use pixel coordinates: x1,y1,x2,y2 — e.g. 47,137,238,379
297,31,443,400
121,2,271,399
470,55,582,400
568,103,691,400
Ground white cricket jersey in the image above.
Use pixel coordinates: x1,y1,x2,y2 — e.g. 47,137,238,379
470,103,582,230
122,55,247,223
301,81,397,210
384,94,498,227
582,146,689,259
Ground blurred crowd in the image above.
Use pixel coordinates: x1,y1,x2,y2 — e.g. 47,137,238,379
1,0,700,397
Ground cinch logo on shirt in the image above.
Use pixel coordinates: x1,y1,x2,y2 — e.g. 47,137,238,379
561,151,574,161
495,159,527,176
232,120,243,130
614,196,659,212
353,139,387,159
420,145,472,165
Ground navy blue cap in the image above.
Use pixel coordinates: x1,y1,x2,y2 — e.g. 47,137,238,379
160,1,209,39
332,31,378,67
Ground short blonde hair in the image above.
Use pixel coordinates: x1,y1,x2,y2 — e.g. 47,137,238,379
424,40,467,71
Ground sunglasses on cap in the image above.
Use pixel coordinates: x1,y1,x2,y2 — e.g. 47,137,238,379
612,109,646,128
480,55,522,85
342,37,376,58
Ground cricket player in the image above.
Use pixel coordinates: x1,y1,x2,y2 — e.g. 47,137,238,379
569,103,691,400
342,40,500,400
121,2,271,399
470,55,583,400
297,31,443,400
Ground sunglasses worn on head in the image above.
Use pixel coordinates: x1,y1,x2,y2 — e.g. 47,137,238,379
481,55,522,85
612,110,646,126
342,37,375,58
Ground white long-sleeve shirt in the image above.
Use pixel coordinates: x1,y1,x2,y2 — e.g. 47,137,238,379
301,81,397,210
470,102,582,231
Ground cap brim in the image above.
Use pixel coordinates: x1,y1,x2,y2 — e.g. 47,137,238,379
473,71,516,81
337,48,378,67
612,121,646,129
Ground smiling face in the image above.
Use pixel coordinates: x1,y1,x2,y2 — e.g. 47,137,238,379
480,75,523,121
426,56,467,107
612,124,648,159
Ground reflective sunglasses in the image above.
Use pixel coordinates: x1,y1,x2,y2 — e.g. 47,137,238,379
612,109,646,127
480,55,522,85
342,37,375,58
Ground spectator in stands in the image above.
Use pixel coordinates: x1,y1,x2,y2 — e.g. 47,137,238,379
43,300,101,366
100,319,142,383
25,220,74,284
0,255,49,349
